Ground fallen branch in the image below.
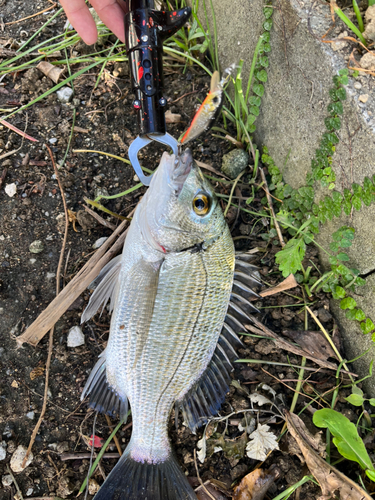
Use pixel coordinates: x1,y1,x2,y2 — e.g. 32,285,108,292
22,145,67,468
60,452,120,461
0,118,38,142
83,204,116,231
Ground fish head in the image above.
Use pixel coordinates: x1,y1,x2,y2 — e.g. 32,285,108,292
141,149,226,253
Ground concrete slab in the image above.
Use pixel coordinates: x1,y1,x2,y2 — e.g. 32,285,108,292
206,0,375,392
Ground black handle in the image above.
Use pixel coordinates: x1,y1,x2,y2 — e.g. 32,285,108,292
124,0,191,136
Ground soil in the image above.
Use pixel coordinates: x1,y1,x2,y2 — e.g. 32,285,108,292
0,3,372,500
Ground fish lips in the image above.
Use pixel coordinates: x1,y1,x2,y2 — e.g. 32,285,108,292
171,149,193,194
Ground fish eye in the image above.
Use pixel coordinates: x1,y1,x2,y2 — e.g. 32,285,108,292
212,96,219,104
193,193,211,216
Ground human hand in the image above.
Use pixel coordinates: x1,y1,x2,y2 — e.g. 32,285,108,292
60,0,128,45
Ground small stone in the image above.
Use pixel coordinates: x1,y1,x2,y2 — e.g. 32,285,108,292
26,487,34,496
67,326,85,347
76,210,97,231
331,31,348,51
49,138,57,144
10,445,33,472
11,380,19,388
29,258,37,264
359,51,375,70
0,441,6,460
354,81,362,90
2,474,13,487
94,186,109,204
46,272,56,280
221,149,249,179
56,441,69,453
88,478,100,495
359,94,369,103
364,5,375,42
4,183,17,197
92,237,108,249
29,240,44,254
26,411,35,420
56,86,74,103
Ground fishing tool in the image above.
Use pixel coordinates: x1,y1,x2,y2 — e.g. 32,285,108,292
125,0,191,185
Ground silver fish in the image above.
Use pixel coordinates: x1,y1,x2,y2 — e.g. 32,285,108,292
80,150,260,500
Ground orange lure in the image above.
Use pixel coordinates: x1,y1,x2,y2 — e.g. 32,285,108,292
180,64,235,145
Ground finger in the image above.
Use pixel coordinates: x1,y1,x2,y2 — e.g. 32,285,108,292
60,0,98,45
91,0,128,42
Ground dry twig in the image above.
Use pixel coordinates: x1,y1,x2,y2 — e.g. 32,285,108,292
83,204,116,230
5,3,57,25
22,145,69,468
194,449,216,500
105,415,123,456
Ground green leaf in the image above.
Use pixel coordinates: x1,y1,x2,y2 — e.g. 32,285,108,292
263,42,271,52
355,309,366,321
337,252,350,261
263,6,273,18
336,87,347,101
366,470,375,482
340,297,357,310
262,32,271,42
249,96,261,106
346,309,357,320
253,83,264,97
250,105,260,116
256,70,268,82
368,399,375,407
334,286,346,298
361,318,375,334
263,20,273,31
313,408,374,472
352,194,362,210
259,56,269,68
345,393,365,406
352,385,363,397
275,237,306,277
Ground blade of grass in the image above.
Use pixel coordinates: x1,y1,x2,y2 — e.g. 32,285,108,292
17,7,64,52
78,414,129,495
352,0,364,32
331,0,367,45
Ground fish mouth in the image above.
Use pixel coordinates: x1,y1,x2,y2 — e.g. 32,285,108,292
171,149,193,192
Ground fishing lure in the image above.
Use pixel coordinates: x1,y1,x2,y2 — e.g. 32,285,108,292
180,63,236,145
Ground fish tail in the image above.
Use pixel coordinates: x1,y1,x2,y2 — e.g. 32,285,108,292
93,448,197,500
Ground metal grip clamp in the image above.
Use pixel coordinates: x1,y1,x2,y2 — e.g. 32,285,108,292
125,0,191,137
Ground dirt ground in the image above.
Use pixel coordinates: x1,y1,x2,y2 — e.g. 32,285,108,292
0,2,371,500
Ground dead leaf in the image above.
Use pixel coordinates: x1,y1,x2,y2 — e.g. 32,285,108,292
37,61,65,84
259,274,298,297
282,329,336,361
165,110,182,123
30,365,45,380
286,411,373,500
233,465,281,500
246,424,279,461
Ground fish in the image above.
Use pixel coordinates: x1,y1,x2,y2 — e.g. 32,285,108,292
180,63,236,145
80,149,261,500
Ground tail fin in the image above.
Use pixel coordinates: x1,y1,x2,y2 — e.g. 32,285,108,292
94,449,197,500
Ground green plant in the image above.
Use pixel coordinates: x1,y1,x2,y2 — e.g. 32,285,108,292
218,2,273,147
313,408,375,481
330,0,367,46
